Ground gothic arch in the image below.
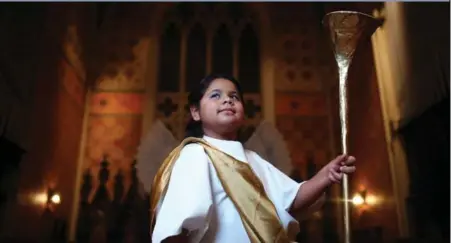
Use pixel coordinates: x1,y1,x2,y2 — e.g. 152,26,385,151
142,3,273,139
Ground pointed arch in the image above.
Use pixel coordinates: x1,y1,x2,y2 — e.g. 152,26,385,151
186,23,206,92
239,24,260,92
144,3,271,140
157,22,181,92
212,24,233,75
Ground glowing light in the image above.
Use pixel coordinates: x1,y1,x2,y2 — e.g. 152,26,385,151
32,193,48,205
351,189,381,208
31,190,61,207
50,194,61,204
352,194,364,206
366,194,378,205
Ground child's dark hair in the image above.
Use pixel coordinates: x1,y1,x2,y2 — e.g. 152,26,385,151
184,73,244,138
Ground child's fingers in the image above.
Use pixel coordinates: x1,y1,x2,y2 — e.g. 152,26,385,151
329,169,343,183
341,156,356,166
332,154,348,165
340,165,356,174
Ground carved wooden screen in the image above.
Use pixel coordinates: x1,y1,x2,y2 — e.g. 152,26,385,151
156,3,262,140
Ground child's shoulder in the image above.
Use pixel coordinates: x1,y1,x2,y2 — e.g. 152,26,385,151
244,148,262,159
179,142,206,156
244,149,274,168
172,143,208,168
244,148,265,162
244,148,257,156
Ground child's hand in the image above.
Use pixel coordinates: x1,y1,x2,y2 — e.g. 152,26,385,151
291,154,356,211
320,154,356,185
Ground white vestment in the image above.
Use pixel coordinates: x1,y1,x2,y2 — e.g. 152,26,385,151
152,136,304,243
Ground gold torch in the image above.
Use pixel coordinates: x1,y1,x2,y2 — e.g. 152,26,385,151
322,11,381,243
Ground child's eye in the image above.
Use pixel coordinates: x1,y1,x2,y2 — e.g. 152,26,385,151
231,94,240,101
210,93,220,99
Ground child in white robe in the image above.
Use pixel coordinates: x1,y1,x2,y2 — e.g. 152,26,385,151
151,74,356,243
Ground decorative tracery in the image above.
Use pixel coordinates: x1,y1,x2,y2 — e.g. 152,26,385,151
156,3,262,140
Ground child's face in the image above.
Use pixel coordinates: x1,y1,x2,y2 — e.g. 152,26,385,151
191,78,245,139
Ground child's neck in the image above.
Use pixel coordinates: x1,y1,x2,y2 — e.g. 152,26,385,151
203,129,237,141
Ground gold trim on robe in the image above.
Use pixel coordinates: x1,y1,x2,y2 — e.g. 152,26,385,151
150,137,292,243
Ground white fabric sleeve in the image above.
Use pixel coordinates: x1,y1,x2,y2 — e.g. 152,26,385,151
248,151,303,237
263,160,304,212
264,161,325,218
152,144,213,243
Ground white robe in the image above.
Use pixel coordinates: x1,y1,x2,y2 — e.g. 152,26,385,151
152,135,304,243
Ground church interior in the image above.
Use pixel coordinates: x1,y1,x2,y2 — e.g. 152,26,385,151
0,2,449,243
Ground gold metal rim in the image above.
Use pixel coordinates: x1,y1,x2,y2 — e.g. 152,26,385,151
322,11,377,26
